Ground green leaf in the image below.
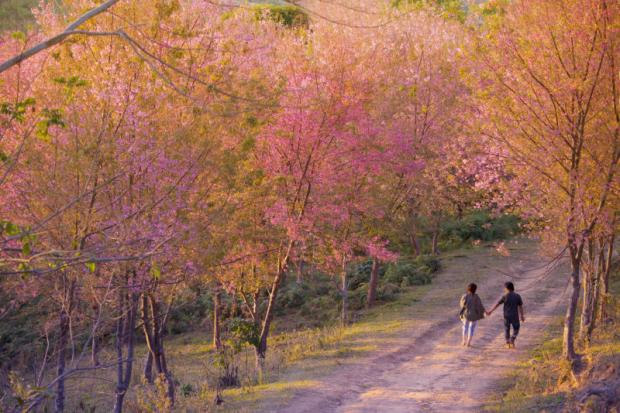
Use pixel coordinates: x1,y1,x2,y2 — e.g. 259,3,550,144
2,221,21,236
150,263,161,280
0,98,36,122
22,241,31,255
11,31,26,42
36,108,66,142
35,121,51,142
85,262,96,273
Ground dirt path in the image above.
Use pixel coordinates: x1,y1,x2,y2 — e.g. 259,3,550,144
273,240,568,413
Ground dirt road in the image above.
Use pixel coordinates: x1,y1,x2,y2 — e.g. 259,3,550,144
274,240,568,413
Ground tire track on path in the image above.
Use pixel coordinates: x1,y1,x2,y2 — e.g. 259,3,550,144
274,241,568,413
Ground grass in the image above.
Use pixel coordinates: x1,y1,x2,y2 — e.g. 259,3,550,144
13,238,534,412
198,239,538,412
485,261,620,413
483,318,570,412
0,0,37,32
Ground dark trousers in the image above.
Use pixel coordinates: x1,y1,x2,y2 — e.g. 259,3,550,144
504,317,520,342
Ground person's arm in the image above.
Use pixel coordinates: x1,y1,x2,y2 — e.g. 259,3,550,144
486,297,504,316
518,295,525,321
486,303,500,316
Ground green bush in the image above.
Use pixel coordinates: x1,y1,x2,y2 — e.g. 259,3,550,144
384,255,440,287
253,5,309,28
414,255,441,274
347,259,385,291
168,292,212,335
0,295,48,367
377,283,401,301
442,211,520,243
180,383,195,397
277,283,310,309
300,295,338,318
227,318,260,351
348,284,369,311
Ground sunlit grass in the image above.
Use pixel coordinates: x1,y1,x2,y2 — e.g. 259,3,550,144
485,265,620,413
47,239,536,412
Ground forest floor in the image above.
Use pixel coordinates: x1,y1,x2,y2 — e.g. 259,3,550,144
249,238,569,413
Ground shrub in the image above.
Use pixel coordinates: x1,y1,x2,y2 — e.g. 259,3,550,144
442,211,520,243
377,283,400,301
0,295,49,367
277,283,310,309
384,255,440,287
300,295,338,318
347,259,386,291
227,318,260,351
414,255,441,274
253,5,309,28
180,383,195,397
348,284,369,310
167,292,212,335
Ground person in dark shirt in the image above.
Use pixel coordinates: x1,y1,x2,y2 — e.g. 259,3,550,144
487,282,525,348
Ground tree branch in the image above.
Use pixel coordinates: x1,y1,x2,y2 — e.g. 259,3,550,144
0,0,122,73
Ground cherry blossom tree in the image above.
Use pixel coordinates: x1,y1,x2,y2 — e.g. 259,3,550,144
477,0,620,365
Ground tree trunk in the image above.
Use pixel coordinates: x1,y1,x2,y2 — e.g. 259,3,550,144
297,261,304,284
142,293,174,405
91,334,100,367
366,259,379,308
254,243,293,373
256,269,284,368
54,309,69,413
143,352,153,384
341,268,348,325
587,242,606,338
579,240,597,342
230,296,238,318
213,289,222,351
431,228,440,255
409,232,421,257
141,295,154,384
55,278,75,413
580,269,595,342
597,234,614,323
562,255,581,363
113,286,138,413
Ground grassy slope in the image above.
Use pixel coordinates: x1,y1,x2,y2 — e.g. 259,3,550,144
61,277,436,412
184,240,533,412
0,0,37,32
486,262,620,412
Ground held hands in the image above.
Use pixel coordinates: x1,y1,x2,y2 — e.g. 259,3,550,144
485,310,492,317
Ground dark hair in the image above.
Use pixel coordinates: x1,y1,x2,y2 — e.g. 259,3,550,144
504,282,515,291
467,283,477,294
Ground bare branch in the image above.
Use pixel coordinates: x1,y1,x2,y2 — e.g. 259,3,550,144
0,0,122,73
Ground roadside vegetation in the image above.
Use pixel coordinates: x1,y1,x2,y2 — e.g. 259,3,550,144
1,211,518,411
0,0,617,412
487,259,620,412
